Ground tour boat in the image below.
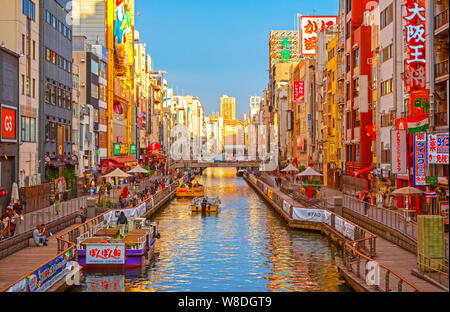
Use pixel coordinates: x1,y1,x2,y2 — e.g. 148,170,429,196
190,197,221,213
76,218,159,269
176,185,205,197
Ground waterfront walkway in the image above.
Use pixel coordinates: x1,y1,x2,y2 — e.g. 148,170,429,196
252,175,446,292
0,224,79,290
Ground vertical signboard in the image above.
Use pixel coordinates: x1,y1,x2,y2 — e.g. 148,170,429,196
413,132,427,186
293,81,305,103
428,133,449,164
391,130,407,174
269,31,299,66
404,0,429,131
299,16,338,55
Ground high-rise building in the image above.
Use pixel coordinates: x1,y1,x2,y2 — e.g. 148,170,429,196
0,0,40,187
249,96,261,124
39,0,74,188
220,95,236,120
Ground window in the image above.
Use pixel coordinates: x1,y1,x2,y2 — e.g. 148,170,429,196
381,113,395,127
22,75,25,95
22,0,35,21
68,30,72,40
346,111,352,129
32,40,36,60
52,15,56,29
353,78,360,97
381,44,392,63
22,34,25,54
32,79,35,98
51,84,57,105
346,0,352,13
46,48,51,62
91,60,99,75
345,82,350,101
347,145,353,162
91,84,99,99
353,48,360,68
381,79,393,96
380,4,393,29
346,54,350,72
354,109,360,128
45,80,51,103
345,21,350,39
21,116,36,142
46,10,51,24
355,144,360,162
58,21,63,33
52,51,56,64
63,25,67,37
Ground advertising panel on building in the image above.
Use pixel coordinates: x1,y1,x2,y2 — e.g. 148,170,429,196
299,16,337,55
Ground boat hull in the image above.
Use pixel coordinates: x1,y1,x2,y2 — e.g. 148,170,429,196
176,187,205,198
190,205,220,213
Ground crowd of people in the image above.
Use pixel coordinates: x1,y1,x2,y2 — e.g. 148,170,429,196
118,176,174,209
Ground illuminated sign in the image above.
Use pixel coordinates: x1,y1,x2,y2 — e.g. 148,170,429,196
413,132,427,186
86,244,125,265
269,31,299,65
428,134,449,164
293,81,305,103
130,144,137,155
299,16,337,55
1,105,17,142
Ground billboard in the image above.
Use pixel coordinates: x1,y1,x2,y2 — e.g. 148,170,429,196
413,132,427,186
428,133,449,164
1,105,17,142
299,16,338,55
391,130,407,174
86,244,126,265
269,31,299,66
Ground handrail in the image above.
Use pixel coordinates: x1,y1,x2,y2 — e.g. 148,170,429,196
0,178,181,293
249,173,423,292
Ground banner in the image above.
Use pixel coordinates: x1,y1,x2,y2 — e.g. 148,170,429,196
324,210,332,226
413,132,427,186
27,251,71,292
5,278,28,292
86,244,126,265
407,114,430,133
292,208,325,222
343,222,356,240
334,216,344,234
293,81,305,102
428,133,449,164
391,130,407,174
283,201,291,214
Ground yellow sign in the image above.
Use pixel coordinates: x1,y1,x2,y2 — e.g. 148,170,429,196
120,144,128,155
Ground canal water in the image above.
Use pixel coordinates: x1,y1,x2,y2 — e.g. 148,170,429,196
72,168,349,292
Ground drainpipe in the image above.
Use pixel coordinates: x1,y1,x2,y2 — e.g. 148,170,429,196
428,0,435,129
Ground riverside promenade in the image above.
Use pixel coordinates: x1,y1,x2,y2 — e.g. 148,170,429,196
245,173,446,292
0,176,183,292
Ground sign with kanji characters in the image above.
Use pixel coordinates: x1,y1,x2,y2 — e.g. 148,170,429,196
413,132,428,186
299,16,337,55
86,244,126,264
1,105,17,142
130,144,137,155
404,0,427,92
293,81,305,103
428,133,449,164
269,31,299,66
391,130,407,174
113,143,121,156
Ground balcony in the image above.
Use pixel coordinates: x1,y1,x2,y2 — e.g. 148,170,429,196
435,111,448,127
435,9,449,36
435,60,449,82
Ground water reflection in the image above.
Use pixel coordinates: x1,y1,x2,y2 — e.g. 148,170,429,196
72,168,348,292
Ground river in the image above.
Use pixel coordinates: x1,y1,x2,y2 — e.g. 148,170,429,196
71,168,350,292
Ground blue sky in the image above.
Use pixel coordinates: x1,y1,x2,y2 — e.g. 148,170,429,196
135,0,338,117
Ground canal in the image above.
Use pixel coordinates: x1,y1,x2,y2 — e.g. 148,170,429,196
72,168,349,292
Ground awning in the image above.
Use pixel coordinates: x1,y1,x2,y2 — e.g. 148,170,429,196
353,166,375,176
102,157,138,168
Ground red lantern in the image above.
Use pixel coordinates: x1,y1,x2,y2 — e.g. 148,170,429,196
0,188,8,197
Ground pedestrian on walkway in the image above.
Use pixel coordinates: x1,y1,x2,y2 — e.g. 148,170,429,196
33,225,48,247
363,192,370,216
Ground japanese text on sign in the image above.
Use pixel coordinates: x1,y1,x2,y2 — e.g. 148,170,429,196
414,132,427,186
428,134,449,164
86,244,125,264
300,16,337,55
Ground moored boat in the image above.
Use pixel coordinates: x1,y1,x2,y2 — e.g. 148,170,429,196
190,197,221,213
76,218,159,269
176,182,205,197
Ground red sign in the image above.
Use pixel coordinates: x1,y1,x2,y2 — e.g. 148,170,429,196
410,89,429,117
1,106,17,142
86,244,125,264
294,81,305,103
404,0,426,92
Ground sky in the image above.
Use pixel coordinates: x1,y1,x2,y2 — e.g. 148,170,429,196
135,0,339,118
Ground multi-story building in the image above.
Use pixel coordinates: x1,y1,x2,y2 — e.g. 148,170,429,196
0,0,40,187
341,0,377,193
71,63,81,176
220,95,236,120
249,96,261,125
205,113,223,156
0,45,20,212
39,0,75,194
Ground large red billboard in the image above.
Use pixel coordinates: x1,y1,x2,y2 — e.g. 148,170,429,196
1,105,17,142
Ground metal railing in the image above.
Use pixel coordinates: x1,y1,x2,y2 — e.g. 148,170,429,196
435,9,449,30
417,253,449,288
249,174,423,292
